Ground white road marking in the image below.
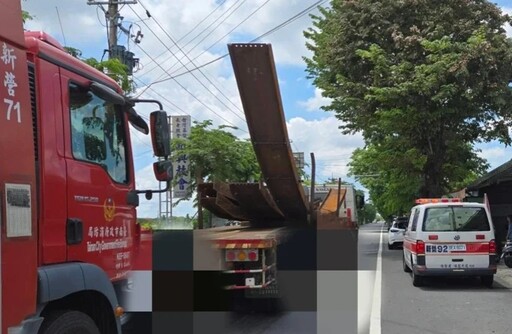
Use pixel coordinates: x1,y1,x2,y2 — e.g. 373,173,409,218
369,225,384,334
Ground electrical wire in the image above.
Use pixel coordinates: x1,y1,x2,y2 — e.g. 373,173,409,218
128,5,248,126
172,0,271,75
140,0,327,89
96,6,107,27
132,75,198,120
139,0,231,75
177,0,228,45
139,0,247,78
133,76,250,135
132,1,246,121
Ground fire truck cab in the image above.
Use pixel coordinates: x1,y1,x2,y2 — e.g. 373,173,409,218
0,1,171,333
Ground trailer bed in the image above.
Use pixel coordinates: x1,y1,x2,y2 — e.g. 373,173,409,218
199,226,287,249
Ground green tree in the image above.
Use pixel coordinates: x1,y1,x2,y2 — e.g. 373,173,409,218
22,10,33,23
171,120,261,229
84,57,134,94
358,202,377,225
304,0,512,202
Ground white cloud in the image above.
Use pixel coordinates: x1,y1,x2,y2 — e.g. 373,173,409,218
477,145,512,171
298,87,332,111
287,116,364,182
502,7,512,37
23,1,106,49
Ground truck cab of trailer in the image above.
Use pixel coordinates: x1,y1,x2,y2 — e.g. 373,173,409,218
1,2,171,333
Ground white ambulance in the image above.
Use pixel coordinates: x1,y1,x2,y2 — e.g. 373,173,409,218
402,198,497,287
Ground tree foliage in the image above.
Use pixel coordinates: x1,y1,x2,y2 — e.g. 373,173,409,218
171,120,261,201
359,202,377,225
22,10,33,23
84,57,134,94
304,0,512,214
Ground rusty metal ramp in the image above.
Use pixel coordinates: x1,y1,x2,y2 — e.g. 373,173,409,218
229,183,285,223
198,183,248,221
198,182,286,224
228,43,309,225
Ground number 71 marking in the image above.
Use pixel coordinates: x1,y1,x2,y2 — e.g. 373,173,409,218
4,98,20,123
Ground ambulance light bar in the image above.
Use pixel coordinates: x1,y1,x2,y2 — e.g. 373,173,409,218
415,198,461,204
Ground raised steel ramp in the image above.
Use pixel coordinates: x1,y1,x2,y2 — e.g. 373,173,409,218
198,182,286,224
228,43,309,225
198,183,248,221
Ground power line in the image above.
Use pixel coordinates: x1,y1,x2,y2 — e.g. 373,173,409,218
55,7,67,46
176,0,228,45
139,0,247,79
129,4,247,124
132,0,246,121
132,76,197,119
139,0,233,77
170,0,271,76
140,0,326,89
132,75,250,134
132,42,245,131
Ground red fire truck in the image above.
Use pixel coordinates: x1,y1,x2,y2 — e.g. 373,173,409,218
0,1,171,333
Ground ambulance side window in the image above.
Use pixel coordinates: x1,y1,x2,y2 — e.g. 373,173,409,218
411,209,420,231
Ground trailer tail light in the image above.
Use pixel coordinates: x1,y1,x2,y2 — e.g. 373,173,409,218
226,251,236,261
237,251,247,261
489,240,496,254
225,249,259,262
476,234,485,240
428,235,438,240
416,240,425,255
248,250,258,261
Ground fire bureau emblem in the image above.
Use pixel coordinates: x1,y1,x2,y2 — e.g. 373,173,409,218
103,198,115,222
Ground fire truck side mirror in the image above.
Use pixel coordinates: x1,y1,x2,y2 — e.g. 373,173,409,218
150,111,171,157
153,160,173,181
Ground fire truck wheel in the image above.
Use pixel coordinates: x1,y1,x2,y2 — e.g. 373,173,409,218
39,310,100,334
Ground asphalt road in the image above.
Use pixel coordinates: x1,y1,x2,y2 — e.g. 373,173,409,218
360,222,512,334
124,222,512,333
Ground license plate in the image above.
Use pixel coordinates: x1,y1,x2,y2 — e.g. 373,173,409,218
426,244,466,253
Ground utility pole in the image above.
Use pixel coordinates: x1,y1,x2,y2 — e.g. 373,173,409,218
107,1,118,52
87,0,138,57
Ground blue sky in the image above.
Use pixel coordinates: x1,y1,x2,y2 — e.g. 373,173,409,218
23,0,512,218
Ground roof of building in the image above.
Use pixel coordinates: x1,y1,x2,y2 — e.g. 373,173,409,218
466,159,512,191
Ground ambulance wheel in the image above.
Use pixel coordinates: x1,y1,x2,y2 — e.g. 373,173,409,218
403,254,411,273
412,268,423,287
39,310,100,334
481,275,494,288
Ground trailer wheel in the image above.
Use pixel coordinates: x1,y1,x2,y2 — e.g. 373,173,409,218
39,310,100,334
